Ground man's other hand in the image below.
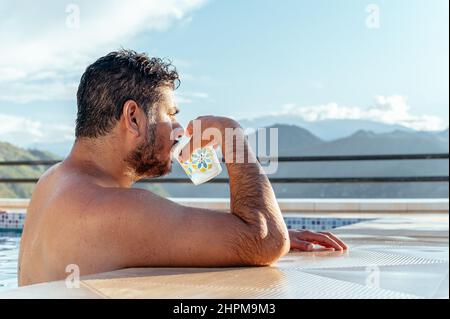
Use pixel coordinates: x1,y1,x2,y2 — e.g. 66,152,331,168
289,229,348,252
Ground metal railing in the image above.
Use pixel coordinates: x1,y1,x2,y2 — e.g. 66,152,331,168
0,153,448,184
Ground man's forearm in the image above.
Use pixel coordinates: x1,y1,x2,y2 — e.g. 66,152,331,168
225,139,290,264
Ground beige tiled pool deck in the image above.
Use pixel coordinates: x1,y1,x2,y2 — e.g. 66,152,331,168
1,214,448,299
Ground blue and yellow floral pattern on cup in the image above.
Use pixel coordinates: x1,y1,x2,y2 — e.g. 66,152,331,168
174,137,222,185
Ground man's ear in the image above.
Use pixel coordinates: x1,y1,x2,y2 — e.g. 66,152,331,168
123,100,143,137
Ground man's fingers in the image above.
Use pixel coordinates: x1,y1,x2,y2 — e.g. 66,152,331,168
185,116,211,137
291,238,313,252
319,232,348,250
290,230,347,252
180,137,198,162
185,120,194,137
302,231,343,251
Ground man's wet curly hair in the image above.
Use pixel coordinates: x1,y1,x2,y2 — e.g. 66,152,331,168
75,49,180,138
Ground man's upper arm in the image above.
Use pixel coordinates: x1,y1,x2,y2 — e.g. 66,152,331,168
94,188,256,268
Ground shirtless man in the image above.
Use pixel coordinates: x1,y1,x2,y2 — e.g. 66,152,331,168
18,50,347,286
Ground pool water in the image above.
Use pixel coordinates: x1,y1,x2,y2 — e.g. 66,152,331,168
0,217,371,292
0,231,20,292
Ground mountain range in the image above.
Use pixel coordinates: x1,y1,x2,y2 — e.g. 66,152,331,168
239,117,416,141
161,125,449,199
1,125,448,199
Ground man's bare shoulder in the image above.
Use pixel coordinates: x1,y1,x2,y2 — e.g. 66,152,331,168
32,163,96,211
55,164,179,223
27,164,172,260
83,186,177,223
40,164,165,217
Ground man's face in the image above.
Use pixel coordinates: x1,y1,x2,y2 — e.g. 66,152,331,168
125,87,182,179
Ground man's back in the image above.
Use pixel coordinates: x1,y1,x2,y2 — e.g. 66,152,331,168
18,163,114,285
19,162,66,285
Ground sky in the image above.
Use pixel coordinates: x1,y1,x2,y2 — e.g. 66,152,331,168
0,0,448,149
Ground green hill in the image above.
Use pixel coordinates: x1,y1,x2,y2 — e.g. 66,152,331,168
0,141,58,198
0,141,169,198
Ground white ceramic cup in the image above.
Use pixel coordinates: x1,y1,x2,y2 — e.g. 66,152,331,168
172,136,222,186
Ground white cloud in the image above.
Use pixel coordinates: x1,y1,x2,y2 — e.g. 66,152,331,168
174,95,193,105
0,0,207,103
0,82,79,103
275,95,447,131
187,92,209,99
0,113,74,147
174,91,210,104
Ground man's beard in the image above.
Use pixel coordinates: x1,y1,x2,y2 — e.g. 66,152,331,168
125,125,172,180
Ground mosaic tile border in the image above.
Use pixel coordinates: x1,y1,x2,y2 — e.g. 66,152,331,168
0,211,26,230
284,216,371,232
1,211,370,232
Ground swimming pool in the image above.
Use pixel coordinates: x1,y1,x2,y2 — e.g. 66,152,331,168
0,216,371,292
0,231,20,292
